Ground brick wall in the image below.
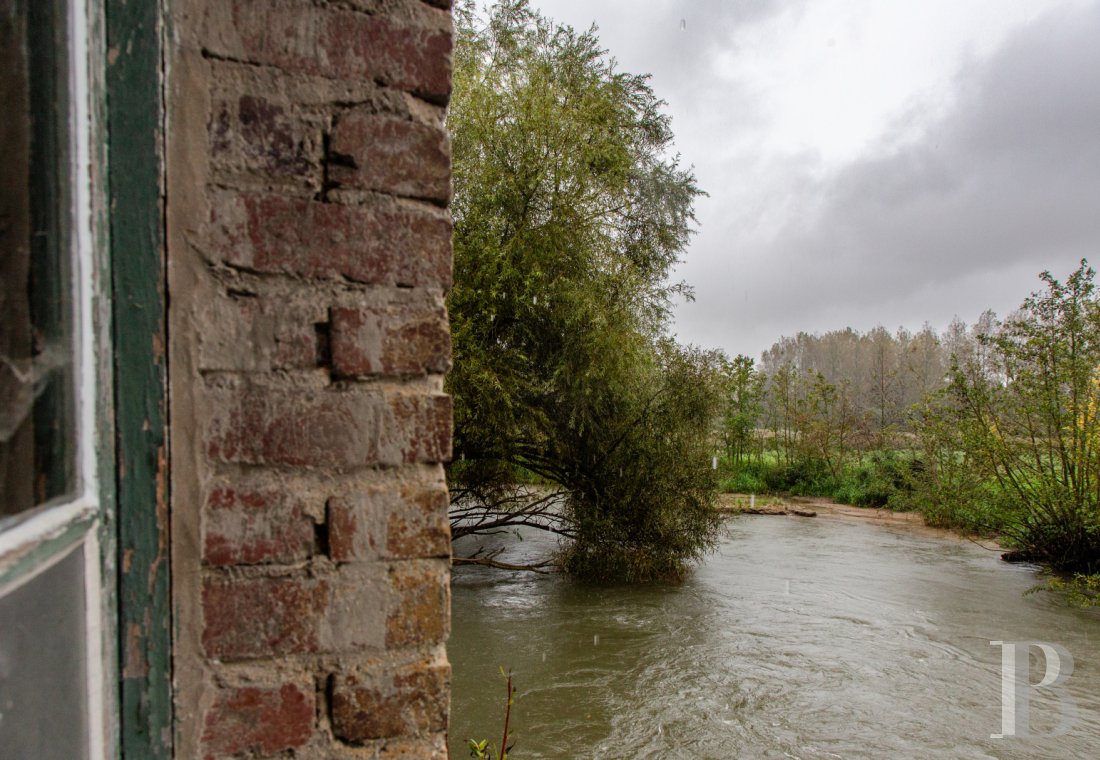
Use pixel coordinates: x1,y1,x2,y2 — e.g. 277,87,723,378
167,1,454,757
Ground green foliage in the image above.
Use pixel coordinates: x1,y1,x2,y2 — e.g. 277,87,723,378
764,458,833,496
725,262,1100,587
721,452,917,510
832,452,912,508
790,372,866,478
935,261,1100,572
448,1,718,582
557,342,724,582
901,390,1020,536
720,355,765,464
1043,573,1100,608
717,460,769,494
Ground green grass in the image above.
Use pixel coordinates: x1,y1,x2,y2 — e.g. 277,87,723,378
718,451,918,510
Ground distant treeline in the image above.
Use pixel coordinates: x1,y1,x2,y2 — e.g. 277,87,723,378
719,314,998,468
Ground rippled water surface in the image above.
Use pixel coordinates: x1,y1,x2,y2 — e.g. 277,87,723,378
450,514,1100,759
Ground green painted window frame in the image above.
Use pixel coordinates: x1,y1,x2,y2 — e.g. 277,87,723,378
104,0,173,756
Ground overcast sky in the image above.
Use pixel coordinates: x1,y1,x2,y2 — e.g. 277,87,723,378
532,0,1100,360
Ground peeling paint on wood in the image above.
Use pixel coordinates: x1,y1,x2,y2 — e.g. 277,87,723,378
107,0,172,755
123,621,149,679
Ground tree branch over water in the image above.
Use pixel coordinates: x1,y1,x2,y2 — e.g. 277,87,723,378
450,486,576,541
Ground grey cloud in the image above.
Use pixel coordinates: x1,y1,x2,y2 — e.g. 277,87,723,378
676,0,1100,357
536,0,796,124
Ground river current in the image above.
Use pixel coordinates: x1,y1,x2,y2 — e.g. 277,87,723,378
450,512,1100,759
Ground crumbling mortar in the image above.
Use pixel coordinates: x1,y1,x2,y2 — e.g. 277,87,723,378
199,45,450,108
201,462,447,497
194,371,448,398
200,246,448,293
206,259,424,302
206,459,439,481
201,561,322,582
195,369,333,393
205,58,410,118
315,0,451,28
207,174,321,198
208,171,323,198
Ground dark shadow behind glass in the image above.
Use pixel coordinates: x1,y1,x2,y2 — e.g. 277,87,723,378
0,0,76,520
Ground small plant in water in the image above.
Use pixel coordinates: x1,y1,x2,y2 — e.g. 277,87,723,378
466,669,516,759
1045,573,1100,608
1027,571,1100,608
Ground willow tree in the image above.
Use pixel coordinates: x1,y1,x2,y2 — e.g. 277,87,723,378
447,0,720,581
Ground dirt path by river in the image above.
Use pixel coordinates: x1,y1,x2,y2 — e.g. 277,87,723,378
717,492,1004,549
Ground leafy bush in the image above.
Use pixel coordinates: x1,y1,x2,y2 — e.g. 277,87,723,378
834,452,915,508
721,451,923,510
1044,573,1100,608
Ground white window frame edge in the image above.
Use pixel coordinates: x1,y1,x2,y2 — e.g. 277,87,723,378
72,0,110,754
72,0,109,755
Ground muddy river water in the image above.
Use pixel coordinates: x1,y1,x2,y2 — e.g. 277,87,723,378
450,512,1099,758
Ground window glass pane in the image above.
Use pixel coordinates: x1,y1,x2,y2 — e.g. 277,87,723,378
0,544,89,759
0,0,76,517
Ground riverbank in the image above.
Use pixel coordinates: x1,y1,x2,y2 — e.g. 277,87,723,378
717,493,1003,547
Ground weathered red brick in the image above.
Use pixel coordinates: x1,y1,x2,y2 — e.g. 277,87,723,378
198,293,324,373
209,0,452,103
205,385,452,469
330,303,451,379
205,386,380,469
209,92,322,185
326,496,363,564
378,393,452,465
330,112,450,203
203,487,315,566
202,577,328,659
386,485,451,559
202,683,314,758
209,191,452,288
274,317,325,370
330,659,449,743
181,0,456,750
386,560,450,648
327,484,450,563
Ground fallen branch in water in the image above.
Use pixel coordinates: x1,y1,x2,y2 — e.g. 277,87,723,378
452,556,557,573
452,546,557,574
717,505,817,517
